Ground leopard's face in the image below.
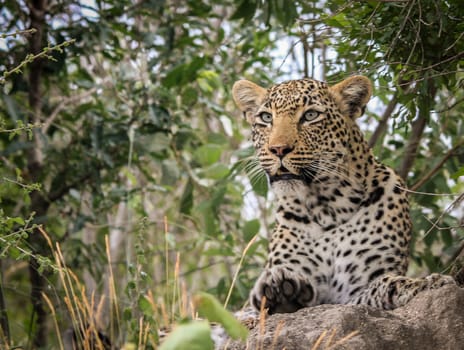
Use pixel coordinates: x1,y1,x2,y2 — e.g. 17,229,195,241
250,79,349,183
232,76,372,184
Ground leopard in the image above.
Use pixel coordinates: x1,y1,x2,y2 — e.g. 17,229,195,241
231,75,456,315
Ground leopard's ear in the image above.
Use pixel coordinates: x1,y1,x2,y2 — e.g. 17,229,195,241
329,76,372,119
232,80,267,124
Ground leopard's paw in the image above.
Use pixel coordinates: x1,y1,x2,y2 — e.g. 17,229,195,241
425,273,456,289
250,266,315,314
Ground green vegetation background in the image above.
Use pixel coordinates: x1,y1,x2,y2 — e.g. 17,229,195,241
1,0,463,348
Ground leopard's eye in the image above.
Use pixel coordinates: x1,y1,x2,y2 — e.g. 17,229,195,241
259,112,273,124
302,110,320,122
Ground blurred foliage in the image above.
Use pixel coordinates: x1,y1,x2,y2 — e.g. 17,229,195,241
0,0,463,348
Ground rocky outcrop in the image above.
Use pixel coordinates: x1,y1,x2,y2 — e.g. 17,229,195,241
225,285,464,350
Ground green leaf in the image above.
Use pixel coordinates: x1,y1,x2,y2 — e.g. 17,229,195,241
159,321,214,350
196,201,218,236
194,144,223,166
451,166,464,180
7,216,25,226
194,292,248,341
180,178,194,214
250,172,268,197
441,228,453,247
181,86,199,106
197,70,220,94
324,12,349,28
230,0,257,23
203,246,234,257
161,160,180,185
138,296,154,317
243,219,260,241
123,308,132,322
272,0,298,27
211,184,227,208
207,132,228,145
201,163,230,180
163,57,207,88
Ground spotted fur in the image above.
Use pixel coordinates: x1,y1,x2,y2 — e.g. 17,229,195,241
232,76,455,314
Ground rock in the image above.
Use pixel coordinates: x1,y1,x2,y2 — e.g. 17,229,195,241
224,285,464,350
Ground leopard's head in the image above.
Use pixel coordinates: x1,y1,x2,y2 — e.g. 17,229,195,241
232,76,372,184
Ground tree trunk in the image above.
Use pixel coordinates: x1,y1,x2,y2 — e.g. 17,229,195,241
397,81,436,181
0,261,10,346
26,0,50,347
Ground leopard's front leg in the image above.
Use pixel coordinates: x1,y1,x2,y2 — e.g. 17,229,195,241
349,273,456,309
250,225,322,314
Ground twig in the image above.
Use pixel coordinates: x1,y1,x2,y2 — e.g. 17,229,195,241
394,185,462,197
0,122,42,135
422,193,464,241
410,140,464,191
434,96,464,114
42,87,97,134
0,28,37,39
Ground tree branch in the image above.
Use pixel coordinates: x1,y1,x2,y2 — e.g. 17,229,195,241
410,140,464,191
42,87,97,134
300,32,310,78
434,96,464,114
397,113,427,180
368,92,399,148
397,80,436,180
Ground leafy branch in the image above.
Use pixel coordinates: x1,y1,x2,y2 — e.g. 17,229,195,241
0,217,55,274
0,32,75,85
1,176,42,193
0,118,42,140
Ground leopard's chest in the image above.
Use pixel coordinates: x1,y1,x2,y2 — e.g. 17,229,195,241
272,178,365,234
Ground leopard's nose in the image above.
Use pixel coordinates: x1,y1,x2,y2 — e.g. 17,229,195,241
269,144,294,158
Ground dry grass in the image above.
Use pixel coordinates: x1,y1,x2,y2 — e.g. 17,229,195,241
311,328,359,350
30,223,197,350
